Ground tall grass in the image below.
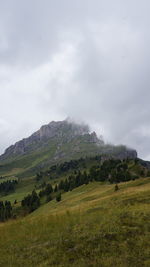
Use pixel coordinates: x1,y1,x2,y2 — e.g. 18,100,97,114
0,178,150,266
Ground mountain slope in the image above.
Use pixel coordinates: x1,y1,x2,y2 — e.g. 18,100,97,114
0,119,137,178
0,178,150,266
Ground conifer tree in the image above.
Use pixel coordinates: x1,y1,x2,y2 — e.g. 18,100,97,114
114,184,119,191
56,193,61,202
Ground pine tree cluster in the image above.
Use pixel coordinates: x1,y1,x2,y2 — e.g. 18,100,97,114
21,190,40,213
39,184,53,197
89,159,137,183
58,171,89,192
0,180,18,194
0,201,12,221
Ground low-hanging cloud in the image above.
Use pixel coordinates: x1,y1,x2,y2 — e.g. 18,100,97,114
0,0,150,160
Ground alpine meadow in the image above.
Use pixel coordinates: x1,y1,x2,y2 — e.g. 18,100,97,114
0,1,150,267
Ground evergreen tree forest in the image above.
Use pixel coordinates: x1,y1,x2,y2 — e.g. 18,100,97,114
0,201,12,221
0,180,18,195
36,158,144,211
1,156,149,220
21,190,40,213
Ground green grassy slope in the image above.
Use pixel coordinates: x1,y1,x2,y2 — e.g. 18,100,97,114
0,157,148,205
0,130,136,179
0,139,102,178
0,178,150,266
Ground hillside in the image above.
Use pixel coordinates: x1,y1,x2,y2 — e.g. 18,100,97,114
0,155,148,205
0,120,149,267
0,119,137,178
0,177,150,266
0,152,150,266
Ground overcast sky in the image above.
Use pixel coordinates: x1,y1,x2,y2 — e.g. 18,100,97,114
0,0,150,160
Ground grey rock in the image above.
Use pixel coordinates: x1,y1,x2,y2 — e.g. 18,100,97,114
0,120,91,160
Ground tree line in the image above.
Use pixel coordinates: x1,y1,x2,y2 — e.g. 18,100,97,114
89,159,137,183
9,158,144,217
55,159,139,192
21,186,62,214
36,156,101,181
0,180,18,195
30,158,138,214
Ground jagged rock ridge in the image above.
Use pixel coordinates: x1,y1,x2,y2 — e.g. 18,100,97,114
0,120,102,161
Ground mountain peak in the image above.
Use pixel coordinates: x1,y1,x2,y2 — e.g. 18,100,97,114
0,119,137,178
35,119,90,140
0,120,94,160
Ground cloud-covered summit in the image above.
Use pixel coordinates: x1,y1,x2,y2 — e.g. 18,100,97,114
0,0,150,159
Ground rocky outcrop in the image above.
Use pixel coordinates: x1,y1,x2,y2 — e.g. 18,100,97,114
101,149,137,163
0,119,137,165
116,148,137,160
0,120,93,160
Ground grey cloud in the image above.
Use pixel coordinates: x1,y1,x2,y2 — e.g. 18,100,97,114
0,0,150,159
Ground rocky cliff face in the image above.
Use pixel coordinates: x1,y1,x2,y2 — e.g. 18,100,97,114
0,120,102,161
101,148,137,162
